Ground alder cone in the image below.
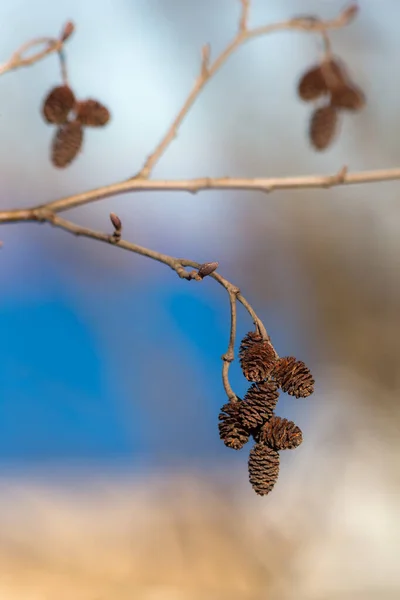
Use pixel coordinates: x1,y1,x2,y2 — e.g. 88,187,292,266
75,99,110,127
320,58,349,91
240,380,279,430
331,84,366,111
259,416,303,450
42,85,75,124
297,65,327,101
272,356,314,398
239,331,276,382
248,444,280,496
218,401,250,450
51,120,84,168
309,105,338,151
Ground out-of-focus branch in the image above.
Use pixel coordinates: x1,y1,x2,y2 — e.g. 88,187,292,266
134,2,357,179
3,165,400,221
0,22,74,82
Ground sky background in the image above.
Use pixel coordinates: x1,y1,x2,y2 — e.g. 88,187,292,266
0,0,399,473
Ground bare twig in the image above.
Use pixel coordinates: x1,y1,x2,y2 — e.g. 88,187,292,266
1,165,399,222
0,23,73,83
134,3,357,179
22,208,270,401
222,290,240,401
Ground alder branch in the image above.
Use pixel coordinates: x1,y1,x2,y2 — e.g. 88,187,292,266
0,1,394,407
3,165,400,222
134,1,357,179
0,22,74,82
24,208,269,399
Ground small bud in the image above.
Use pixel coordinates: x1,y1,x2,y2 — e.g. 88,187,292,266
110,212,122,232
198,261,219,278
61,21,75,42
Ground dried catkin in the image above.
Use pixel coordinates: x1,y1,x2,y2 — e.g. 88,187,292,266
240,380,279,429
42,85,75,124
239,331,277,382
51,120,83,168
272,356,314,398
259,416,303,450
218,401,250,450
248,444,280,496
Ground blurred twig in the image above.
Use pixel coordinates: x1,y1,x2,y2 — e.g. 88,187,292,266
0,22,74,82
135,1,356,179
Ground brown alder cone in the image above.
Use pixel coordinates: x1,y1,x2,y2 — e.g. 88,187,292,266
239,331,277,382
42,85,75,124
259,416,303,450
218,401,250,450
75,99,110,127
51,120,84,168
320,58,349,92
272,356,314,398
248,444,280,496
331,83,366,111
309,104,338,151
297,65,328,101
240,380,279,429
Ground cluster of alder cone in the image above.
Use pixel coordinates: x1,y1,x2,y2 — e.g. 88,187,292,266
298,56,365,150
42,84,111,167
218,331,314,496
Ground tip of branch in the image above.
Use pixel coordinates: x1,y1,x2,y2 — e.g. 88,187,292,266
60,21,75,42
341,3,359,24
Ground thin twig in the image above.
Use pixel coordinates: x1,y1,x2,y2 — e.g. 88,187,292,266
221,290,240,401
25,208,270,401
0,31,71,82
134,3,357,179
1,165,400,221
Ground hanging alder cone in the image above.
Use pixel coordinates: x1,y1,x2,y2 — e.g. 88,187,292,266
51,120,84,168
42,85,75,124
248,444,280,496
297,65,328,101
259,416,303,450
331,83,365,111
218,401,250,450
75,99,110,127
272,356,314,398
319,58,348,92
309,104,338,151
239,331,277,382
240,379,279,430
